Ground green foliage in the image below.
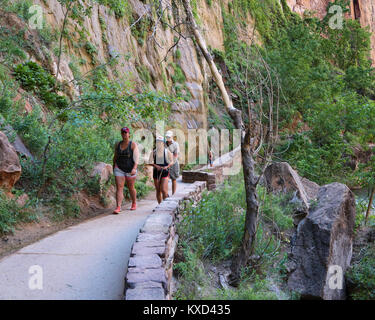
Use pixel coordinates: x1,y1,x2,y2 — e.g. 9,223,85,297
0,191,36,235
123,176,152,199
175,172,293,300
85,41,98,65
257,186,294,231
171,63,185,84
12,106,49,156
346,242,375,300
215,0,375,185
174,241,210,300
136,65,152,84
0,26,27,65
212,277,278,300
130,14,153,46
14,61,69,110
229,0,286,42
5,0,34,21
96,0,130,19
177,173,246,262
178,172,293,262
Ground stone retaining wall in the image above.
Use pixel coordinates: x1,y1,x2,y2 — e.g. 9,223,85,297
124,181,207,300
182,170,216,190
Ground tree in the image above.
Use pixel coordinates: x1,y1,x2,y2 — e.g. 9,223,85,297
181,0,280,285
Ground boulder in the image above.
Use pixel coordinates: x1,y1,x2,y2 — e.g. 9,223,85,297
0,131,21,197
264,162,319,223
90,162,113,185
0,117,33,159
287,182,356,300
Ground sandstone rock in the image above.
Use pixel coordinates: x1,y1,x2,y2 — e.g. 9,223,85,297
136,233,168,243
131,243,165,256
264,162,319,223
287,182,356,300
128,254,162,269
126,267,167,289
103,185,116,208
0,131,21,197
90,162,113,185
16,193,29,207
126,287,165,300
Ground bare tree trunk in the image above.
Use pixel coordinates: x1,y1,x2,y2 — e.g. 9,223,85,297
182,0,259,286
365,187,375,225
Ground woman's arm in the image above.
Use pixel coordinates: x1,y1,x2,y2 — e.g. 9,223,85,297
165,150,175,169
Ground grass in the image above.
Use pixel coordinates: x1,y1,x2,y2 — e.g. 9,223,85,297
174,171,295,300
346,241,375,300
0,191,37,235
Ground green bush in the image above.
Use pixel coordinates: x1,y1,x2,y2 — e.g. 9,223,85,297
123,175,153,199
178,173,246,261
174,241,209,300
14,61,69,109
212,277,278,300
0,191,35,235
346,243,375,300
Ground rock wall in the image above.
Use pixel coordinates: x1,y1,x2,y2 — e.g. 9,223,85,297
25,0,260,130
125,181,206,300
8,0,375,132
24,1,208,129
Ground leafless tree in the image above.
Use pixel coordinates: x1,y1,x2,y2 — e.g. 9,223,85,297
181,0,281,285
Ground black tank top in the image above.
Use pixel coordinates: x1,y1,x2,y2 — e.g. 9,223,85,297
116,140,135,173
153,149,169,169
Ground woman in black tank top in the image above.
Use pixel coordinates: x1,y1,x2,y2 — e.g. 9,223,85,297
112,127,139,213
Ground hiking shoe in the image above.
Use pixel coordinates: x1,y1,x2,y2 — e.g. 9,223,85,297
130,203,137,210
113,206,121,214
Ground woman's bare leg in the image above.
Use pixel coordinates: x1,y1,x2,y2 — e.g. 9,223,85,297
115,176,125,207
125,177,137,204
154,179,162,204
160,177,169,200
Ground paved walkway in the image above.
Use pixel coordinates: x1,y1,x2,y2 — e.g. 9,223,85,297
0,179,187,300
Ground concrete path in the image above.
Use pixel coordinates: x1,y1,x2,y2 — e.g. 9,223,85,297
0,179,186,300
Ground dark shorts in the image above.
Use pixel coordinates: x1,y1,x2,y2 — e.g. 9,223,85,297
153,168,169,180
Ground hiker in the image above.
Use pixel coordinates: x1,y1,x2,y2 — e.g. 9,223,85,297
112,127,139,214
208,149,214,167
165,130,180,195
150,135,174,204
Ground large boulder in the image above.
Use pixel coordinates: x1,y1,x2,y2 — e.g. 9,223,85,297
0,131,21,197
287,182,356,300
264,162,319,223
90,162,113,185
89,162,116,208
0,117,33,159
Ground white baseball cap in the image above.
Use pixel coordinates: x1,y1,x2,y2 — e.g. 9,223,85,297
165,130,173,138
156,135,164,142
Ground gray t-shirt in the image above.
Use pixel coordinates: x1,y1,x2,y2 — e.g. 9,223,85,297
166,140,180,160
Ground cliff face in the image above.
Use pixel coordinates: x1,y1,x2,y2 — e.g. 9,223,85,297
287,0,375,64
20,0,374,130
27,0,258,130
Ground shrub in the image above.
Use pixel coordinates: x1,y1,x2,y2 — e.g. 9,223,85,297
0,191,36,235
14,61,69,109
346,243,375,300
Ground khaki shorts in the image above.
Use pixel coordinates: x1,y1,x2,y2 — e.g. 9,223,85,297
114,167,137,178
169,161,179,180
